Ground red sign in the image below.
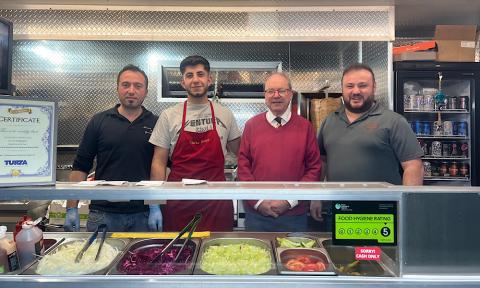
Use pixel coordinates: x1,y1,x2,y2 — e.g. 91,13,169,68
355,247,381,261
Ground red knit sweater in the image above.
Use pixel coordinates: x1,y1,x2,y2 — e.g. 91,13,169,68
238,112,322,215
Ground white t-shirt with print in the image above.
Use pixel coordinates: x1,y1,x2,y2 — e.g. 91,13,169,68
149,101,242,157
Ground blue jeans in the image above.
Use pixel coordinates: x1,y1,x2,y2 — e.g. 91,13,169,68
244,209,308,232
87,209,149,232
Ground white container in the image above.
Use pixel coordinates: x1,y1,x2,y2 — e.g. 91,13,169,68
15,223,44,268
0,226,20,273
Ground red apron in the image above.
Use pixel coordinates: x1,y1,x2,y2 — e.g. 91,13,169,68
164,101,233,231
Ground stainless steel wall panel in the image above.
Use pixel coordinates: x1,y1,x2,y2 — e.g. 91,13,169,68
0,8,393,41
11,40,389,148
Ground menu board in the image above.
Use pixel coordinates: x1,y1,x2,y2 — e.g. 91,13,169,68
332,201,397,246
0,97,57,186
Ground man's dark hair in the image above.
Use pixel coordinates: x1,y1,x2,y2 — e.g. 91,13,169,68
117,64,148,89
341,63,376,84
180,55,210,74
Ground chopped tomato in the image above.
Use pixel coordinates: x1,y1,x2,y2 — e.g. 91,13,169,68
296,256,315,264
316,261,326,272
302,263,319,272
285,259,305,271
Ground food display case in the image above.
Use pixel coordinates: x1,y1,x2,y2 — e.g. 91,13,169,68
0,182,480,287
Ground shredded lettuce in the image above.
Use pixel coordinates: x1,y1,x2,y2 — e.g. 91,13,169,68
201,244,271,275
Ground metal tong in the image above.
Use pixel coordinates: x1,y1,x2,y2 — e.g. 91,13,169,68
74,224,108,263
152,213,202,264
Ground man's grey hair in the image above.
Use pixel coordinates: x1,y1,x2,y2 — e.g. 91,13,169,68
264,72,292,90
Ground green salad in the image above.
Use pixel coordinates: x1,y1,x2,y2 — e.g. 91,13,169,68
201,243,271,275
276,237,316,248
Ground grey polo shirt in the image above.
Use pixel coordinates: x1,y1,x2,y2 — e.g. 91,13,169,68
318,102,423,185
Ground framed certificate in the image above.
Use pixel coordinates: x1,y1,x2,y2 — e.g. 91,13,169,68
0,96,57,186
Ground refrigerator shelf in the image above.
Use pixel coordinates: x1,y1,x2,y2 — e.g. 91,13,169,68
416,136,469,140
424,176,470,181
404,109,469,114
422,157,469,160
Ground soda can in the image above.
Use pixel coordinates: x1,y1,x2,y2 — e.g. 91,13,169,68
448,97,457,110
459,96,469,110
423,161,432,177
423,95,434,111
404,95,415,110
414,95,423,110
443,121,453,136
413,120,422,135
457,121,468,136
452,121,458,135
431,141,442,157
422,121,431,135
460,142,469,157
433,120,443,136
442,142,451,157
451,142,459,156
449,162,459,177
418,139,428,155
460,163,469,177
439,162,449,176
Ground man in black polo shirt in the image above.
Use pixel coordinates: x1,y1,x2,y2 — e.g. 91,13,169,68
64,64,162,232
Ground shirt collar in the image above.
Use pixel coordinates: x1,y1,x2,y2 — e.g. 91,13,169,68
266,109,291,127
336,101,382,124
107,104,148,121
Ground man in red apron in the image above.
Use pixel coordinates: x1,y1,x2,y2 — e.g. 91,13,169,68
149,55,241,231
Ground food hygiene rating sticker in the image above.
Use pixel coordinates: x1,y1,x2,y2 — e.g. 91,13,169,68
332,201,397,246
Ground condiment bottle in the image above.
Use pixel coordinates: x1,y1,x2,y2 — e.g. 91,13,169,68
0,226,20,273
15,222,44,268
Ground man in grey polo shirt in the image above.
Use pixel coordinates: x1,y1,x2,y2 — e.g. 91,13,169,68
310,63,424,221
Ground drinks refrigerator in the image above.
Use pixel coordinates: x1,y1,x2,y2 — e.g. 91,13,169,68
394,61,479,186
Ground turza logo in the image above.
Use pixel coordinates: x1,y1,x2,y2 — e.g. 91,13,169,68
4,160,28,165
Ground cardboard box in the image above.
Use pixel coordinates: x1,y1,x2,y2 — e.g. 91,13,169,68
435,25,477,62
48,200,89,227
393,51,437,61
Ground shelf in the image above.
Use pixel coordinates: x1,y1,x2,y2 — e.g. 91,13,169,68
422,157,469,160
404,109,469,114
416,136,469,140
424,177,470,182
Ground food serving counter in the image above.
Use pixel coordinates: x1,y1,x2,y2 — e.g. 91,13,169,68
0,182,479,287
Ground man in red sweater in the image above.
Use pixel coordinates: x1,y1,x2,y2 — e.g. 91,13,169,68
237,72,321,232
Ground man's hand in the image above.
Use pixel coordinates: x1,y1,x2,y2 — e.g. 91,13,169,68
257,201,279,218
64,207,80,232
270,200,291,216
310,200,323,221
148,205,163,231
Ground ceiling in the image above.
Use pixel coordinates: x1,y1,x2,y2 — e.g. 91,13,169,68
1,0,479,38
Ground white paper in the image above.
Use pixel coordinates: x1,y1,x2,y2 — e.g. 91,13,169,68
73,180,126,186
182,178,207,185
135,181,165,186
73,180,106,187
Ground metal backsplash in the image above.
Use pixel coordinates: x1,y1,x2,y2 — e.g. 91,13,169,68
11,40,388,146
0,8,393,41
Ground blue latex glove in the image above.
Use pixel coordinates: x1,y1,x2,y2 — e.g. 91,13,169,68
148,204,163,231
64,207,80,232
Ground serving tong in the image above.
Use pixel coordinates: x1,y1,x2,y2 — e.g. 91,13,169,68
74,224,108,263
151,213,202,264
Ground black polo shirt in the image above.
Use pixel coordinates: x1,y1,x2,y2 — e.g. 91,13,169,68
72,104,158,213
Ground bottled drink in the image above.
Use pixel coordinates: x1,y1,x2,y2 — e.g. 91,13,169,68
15,222,44,268
0,226,20,273
449,162,458,177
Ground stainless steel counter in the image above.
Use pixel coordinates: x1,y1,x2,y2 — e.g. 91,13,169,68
1,183,480,287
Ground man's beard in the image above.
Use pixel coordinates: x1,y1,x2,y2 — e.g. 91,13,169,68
344,95,374,113
187,86,209,98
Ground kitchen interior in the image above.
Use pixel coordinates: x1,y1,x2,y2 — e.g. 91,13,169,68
0,0,480,287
